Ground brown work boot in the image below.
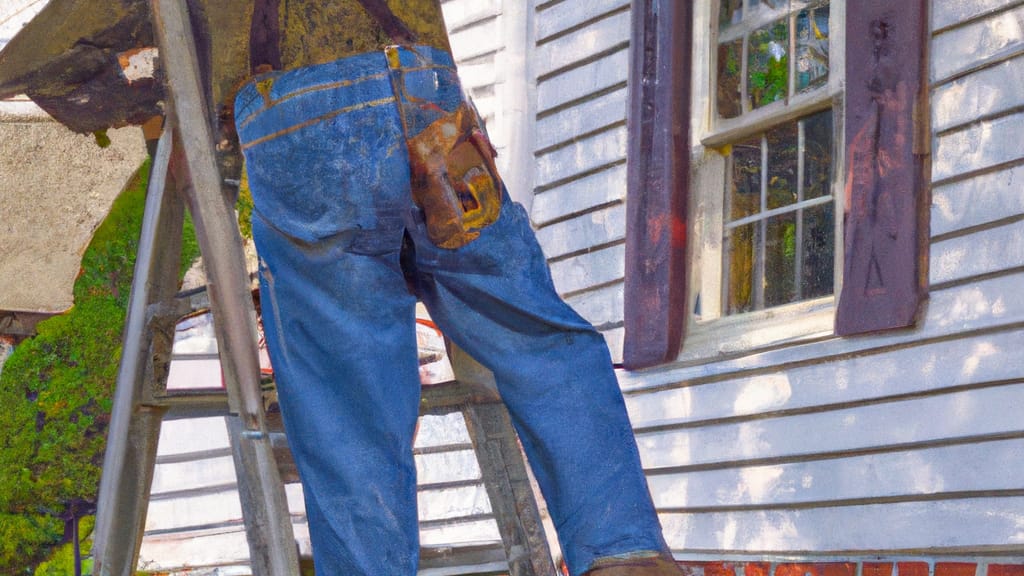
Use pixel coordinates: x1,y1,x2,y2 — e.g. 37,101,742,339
582,553,685,575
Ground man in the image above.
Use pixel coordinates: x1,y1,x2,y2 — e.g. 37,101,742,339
0,1,685,574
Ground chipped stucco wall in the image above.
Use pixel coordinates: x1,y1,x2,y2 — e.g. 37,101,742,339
0,102,147,313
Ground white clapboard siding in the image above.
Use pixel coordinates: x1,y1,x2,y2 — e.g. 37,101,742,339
624,328,1024,429
933,111,1024,182
565,281,626,329
532,162,628,226
440,0,500,32
647,438,1024,509
932,0,1023,30
534,202,627,260
536,0,631,41
534,10,631,80
447,15,501,63
537,49,630,113
535,87,628,152
621,270,1024,394
932,163,1024,237
659,497,1024,553
536,125,628,189
634,384,1024,470
930,3,1024,82
549,244,625,296
138,528,255,573
529,1,633,360
509,0,1024,559
931,54,1024,133
931,219,1024,285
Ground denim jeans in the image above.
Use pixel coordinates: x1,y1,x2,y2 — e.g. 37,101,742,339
235,46,667,576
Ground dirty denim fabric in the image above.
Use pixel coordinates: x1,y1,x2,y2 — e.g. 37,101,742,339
235,46,668,576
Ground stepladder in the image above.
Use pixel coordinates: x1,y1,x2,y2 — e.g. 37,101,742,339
90,0,558,574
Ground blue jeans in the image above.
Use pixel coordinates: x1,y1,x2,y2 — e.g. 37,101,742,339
235,46,667,576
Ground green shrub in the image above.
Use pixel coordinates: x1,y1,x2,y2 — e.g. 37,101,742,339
0,159,203,572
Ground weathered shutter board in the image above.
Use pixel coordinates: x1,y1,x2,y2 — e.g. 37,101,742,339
836,0,930,336
623,0,692,368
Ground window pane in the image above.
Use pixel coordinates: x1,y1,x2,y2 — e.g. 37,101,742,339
803,109,833,199
720,0,744,29
767,121,798,209
729,137,762,220
717,39,744,119
726,223,757,314
802,203,835,299
796,4,830,92
748,19,789,109
765,213,797,307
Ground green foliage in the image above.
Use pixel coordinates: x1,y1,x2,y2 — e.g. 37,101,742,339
237,168,255,239
33,517,94,576
0,158,200,573
0,514,63,574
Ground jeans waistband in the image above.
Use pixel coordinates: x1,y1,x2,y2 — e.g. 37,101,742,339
234,45,457,149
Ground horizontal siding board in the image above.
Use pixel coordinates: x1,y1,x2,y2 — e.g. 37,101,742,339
621,271,1024,394
648,438,1024,508
932,54,1024,133
537,49,630,112
531,164,627,226
534,202,627,259
420,518,501,546
931,219,1024,285
565,281,625,328
932,0,1022,31
536,125,628,187
932,164,1024,236
536,0,631,41
418,485,492,521
602,325,625,365
415,412,472,449
415,450,481,485
635,384,1024,470
140,528,252,570
448,16,501,61
535,10,631,79
930,4,1024,83
156,417,229,457
535,87,628,151
441,0,501,31
458,59,499,92
934,111,1024,183
144,489,243,531
625,329,1024,428
151,456,237,494
549,243,625,295
659,497,1024,552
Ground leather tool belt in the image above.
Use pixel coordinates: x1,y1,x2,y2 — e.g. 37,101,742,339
386,45,503,249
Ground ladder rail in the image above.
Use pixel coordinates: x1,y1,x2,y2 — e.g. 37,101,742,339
92,129,182,575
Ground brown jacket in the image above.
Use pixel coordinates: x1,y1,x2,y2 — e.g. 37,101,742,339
0,0,451,132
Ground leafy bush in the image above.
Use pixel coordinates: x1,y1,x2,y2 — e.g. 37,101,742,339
0,159,202,572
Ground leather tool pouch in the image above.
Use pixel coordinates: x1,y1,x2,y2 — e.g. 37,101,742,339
387,46,503,249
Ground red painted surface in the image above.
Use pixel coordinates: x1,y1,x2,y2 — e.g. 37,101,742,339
990,566,1024,576
776,562,856,576
897,562,931,576
865,563,896,576
936,564,979,576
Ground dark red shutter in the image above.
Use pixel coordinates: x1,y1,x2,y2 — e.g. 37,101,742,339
623,0,692,370
836,0,930,335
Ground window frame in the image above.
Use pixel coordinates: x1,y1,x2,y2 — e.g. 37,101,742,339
623,0,930,368
691,0,846,332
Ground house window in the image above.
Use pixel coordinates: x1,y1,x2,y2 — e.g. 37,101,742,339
624,0,927,367
710,0,840,317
